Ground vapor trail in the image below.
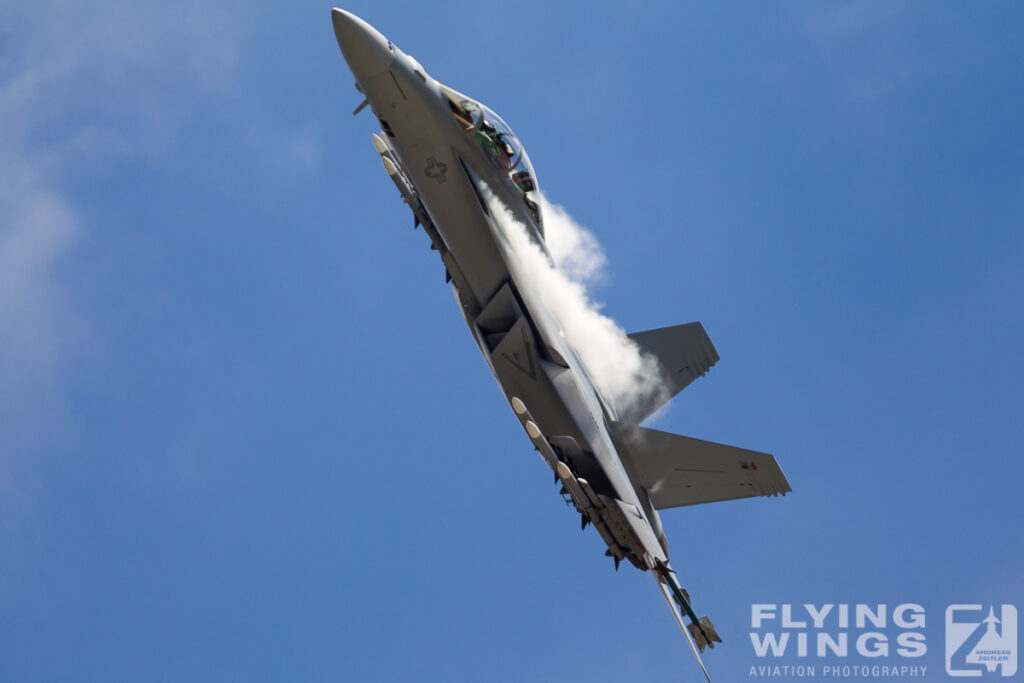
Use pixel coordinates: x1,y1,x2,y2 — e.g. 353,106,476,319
483,189,667,420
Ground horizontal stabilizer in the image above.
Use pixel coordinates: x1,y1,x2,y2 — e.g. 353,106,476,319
622,322,719,424
612,422,791,510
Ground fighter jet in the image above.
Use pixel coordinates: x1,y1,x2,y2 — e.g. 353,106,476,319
331,9,790,678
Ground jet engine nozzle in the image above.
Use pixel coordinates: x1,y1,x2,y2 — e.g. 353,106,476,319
331,8,394,81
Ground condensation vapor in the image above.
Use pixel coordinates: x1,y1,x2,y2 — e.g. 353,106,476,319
485,188,667,419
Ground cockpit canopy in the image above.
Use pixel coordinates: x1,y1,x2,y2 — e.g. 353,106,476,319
443,86,542,231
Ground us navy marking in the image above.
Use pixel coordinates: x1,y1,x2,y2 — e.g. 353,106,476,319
425,157,448,183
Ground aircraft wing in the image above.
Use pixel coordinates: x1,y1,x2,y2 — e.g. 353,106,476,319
612,422,791,510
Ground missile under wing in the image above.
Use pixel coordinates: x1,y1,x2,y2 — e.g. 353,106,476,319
330,9,791,678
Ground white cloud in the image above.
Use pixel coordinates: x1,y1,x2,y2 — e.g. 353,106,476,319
797,2,919,105
0,189,77,385
0,0,294,594
0,0,244,396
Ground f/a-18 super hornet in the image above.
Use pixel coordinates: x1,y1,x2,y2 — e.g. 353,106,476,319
331,9,790,678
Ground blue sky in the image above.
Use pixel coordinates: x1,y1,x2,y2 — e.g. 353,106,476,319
1,1,1022,681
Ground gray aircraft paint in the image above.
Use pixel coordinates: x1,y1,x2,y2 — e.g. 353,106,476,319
330,9,791,672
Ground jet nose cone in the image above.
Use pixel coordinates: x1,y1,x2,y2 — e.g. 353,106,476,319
331,8,394,80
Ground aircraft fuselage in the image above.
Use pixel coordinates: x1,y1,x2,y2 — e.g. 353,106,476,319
331,9,668,570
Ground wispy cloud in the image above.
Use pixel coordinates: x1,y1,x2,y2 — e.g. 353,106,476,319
0,1,246,382
0,0,319,594
0,185,77,388
796,2,919,105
